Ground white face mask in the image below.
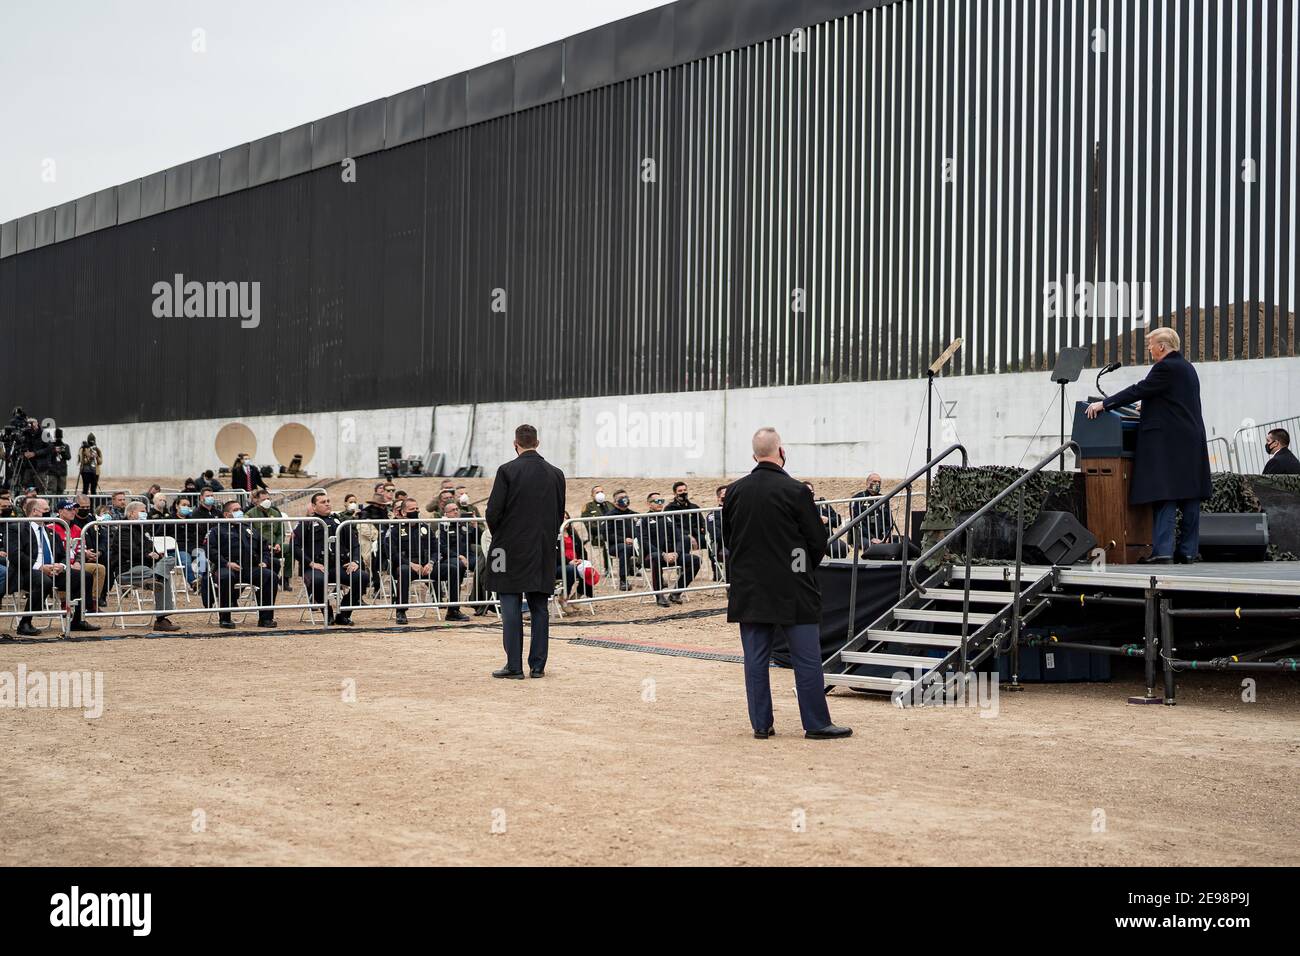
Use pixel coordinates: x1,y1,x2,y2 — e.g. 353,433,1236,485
347,502,360,513
594,492,606,504
458,494,469,505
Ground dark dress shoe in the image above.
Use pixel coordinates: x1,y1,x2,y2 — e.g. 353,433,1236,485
655,595,670,607
493,668,525,680
331,615,355,626
618,581,632,592
15,621,39,637
154,618,181,632
754,726,775,739
473,606,489,616
394,611,409,625
257,617,277,628
446,609,469,622
70,619,101,633
668,592,683,604
529,668,545,678
1137,554,1172,564
805,724,853,740
1174,553,1202,564
218,620,236,630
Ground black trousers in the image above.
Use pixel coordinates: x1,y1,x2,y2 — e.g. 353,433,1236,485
216,566,277,619
649,552,701,590
19,571,88,625
303,566,370,615
80,471,99,495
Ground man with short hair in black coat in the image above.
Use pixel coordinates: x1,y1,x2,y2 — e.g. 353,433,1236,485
482,424,565,679
1086,326,1213,563
206,499,277,629
1263,428,1300,475
721,427,851,741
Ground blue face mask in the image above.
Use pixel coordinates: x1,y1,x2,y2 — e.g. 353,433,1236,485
230,510,244,520
179,506,193,516
203,496,216,507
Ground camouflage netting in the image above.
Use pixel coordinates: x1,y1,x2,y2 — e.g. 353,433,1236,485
921,466,1300,563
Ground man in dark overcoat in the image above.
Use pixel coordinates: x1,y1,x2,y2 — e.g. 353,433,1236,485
482,424,566,679
721,427,851,740
1086,326,1213,563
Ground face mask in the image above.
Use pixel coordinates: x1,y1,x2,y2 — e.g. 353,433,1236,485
594,492,606,504
616,498,628,507
203,496,216,507
230,510,244,520
458,494,470,505
347,502,360,513
135,512,148,521
179,506,193,516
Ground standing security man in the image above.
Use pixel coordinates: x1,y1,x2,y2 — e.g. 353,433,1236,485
483,424,565,679
1086,327,1213,563
721,427,851,740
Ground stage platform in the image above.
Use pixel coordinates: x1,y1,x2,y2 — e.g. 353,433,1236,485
837,559,1300,598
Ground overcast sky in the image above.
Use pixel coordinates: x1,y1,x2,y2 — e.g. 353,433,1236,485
0,0,670,223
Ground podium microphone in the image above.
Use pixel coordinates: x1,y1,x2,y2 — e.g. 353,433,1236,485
1095,361,1122,397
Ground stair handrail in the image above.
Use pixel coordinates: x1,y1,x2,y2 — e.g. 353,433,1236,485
828,442,967,545
909,440,1078,597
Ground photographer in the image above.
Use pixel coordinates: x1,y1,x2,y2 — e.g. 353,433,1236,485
42,429,71,495
78,434,103,495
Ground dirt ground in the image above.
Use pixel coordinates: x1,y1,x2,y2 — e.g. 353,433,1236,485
7,473,1295,866
2,605,1298,867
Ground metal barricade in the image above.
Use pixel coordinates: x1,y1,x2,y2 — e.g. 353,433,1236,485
560,505,728,608
79,516,327,626
1206,436,1236,472
1233,415,1300,475
334,516,496,618
1,516,74,637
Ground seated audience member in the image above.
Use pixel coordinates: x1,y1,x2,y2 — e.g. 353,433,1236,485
171,496,204,588
0,490,17,518
704,485,730,579
9,497,100,635
426,487,456,517
197,470,224,493
579,485,614,573
805,481,849,558
107,490,129,520
359,484,392,597
664,480,706,550
147,493,171,520
849,473,892,551
606,490,639,591
108,502,180,631
436,501,479,621
455,486,480,517
1263,428,1300,475
639,492,700,607
206,499,277,629
558,513,596,603
384,497,436,626
245,488,290,588
51,498,107,617
294,493,368,626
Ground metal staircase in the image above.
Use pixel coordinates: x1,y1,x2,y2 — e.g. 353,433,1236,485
823,441,1078,707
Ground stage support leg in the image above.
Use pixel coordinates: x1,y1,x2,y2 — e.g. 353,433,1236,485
1159,598,1176,706
1128,587,1163,704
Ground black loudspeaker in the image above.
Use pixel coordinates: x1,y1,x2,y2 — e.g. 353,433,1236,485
864,539,921,560
1024,510,1098,565
1198,513,1269,560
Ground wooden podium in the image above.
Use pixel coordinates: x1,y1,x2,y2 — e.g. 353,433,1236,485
1081,457,1152,564
1071,401,1152,564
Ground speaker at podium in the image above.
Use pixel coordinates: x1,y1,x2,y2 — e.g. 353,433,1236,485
1072,399,1152,564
